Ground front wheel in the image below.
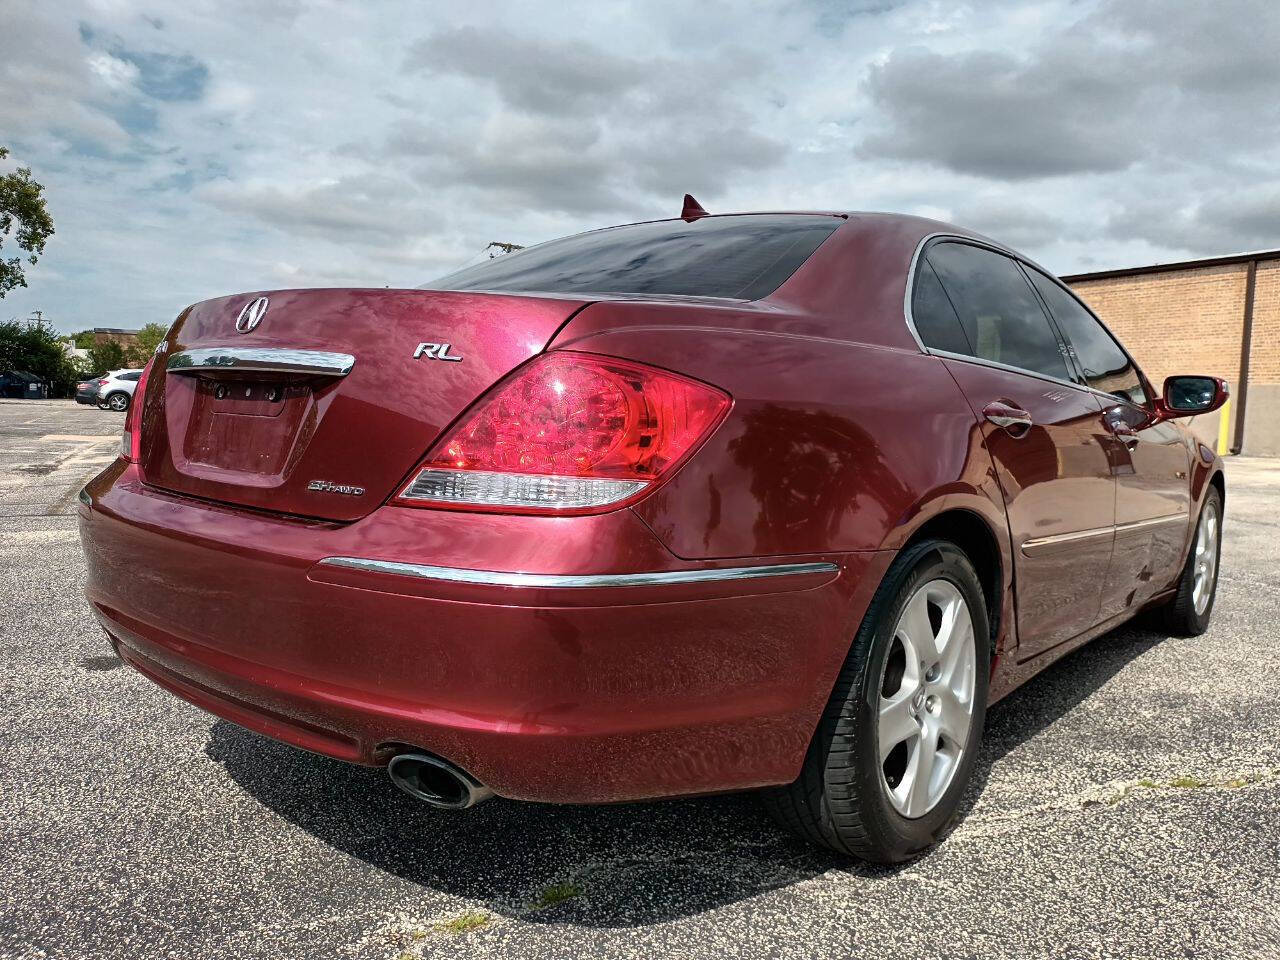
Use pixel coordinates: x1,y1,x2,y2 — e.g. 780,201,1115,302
1159,487,1222,636
763,539,990,862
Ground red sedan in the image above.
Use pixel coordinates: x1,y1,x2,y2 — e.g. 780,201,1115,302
79,206,1226,862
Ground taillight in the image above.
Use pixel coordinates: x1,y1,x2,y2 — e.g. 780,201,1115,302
121,357,154,462
395,351,730,514
97,379,109,386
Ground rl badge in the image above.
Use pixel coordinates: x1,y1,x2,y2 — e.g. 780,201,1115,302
414,342,464,362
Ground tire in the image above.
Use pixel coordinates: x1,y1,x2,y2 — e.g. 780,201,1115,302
105,392,130,412
762,539,990,862
1159,486,1222,636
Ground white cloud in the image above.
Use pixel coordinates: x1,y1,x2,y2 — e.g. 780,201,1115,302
86,52,140,89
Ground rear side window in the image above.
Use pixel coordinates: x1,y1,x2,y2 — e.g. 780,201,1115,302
925,242,1071,381
911,259,972,355
1026,269,1148,406
120,372,141,382
425,215,841,301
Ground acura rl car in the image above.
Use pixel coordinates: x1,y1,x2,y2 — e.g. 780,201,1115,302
78,205,1226,862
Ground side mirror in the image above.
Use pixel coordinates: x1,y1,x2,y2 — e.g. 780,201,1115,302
1154,375,1229,421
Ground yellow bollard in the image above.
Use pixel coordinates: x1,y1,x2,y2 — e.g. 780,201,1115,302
1216,397,1231,456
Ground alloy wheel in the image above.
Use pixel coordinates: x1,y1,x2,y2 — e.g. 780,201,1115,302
108,394,128,411
1192,500,1219,616
877,578,977,819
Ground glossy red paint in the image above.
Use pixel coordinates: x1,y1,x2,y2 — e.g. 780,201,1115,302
78,211,1223,805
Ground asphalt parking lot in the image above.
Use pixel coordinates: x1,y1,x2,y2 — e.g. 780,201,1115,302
1,398,1278,960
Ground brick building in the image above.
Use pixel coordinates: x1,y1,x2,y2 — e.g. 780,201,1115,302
91,327,142,349
1064,250,1280,457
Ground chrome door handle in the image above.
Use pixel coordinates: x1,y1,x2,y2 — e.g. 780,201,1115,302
1105,414,1140,450
982,400,1033,435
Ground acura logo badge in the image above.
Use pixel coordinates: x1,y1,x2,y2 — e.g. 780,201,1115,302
235,296,269,333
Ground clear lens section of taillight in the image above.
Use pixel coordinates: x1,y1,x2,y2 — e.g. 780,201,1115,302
395,351,730,513
121,357,154,462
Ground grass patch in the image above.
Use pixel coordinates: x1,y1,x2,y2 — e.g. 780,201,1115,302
436,910,491,935
534,881,583,909
1101,770,1277,805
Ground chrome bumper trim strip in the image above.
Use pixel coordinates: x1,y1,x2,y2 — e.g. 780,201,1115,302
167,347,355,377
318,557,839,589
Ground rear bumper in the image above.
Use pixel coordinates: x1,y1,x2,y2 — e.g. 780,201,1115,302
79,460,890,803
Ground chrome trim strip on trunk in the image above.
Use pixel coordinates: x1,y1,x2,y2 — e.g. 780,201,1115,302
167,347,356,377
318,557,839,589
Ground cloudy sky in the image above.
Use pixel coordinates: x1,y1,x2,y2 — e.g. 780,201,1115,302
2,0,1277,332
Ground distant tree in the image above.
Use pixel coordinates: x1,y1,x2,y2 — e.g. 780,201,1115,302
0,147,55,297
0,316,79,395
127,322,168,365
69,330,96,349
87,340,127,374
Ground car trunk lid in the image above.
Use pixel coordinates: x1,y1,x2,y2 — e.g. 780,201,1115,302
138,288,587,521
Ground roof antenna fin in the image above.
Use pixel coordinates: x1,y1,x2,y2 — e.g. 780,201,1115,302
681,194,710,222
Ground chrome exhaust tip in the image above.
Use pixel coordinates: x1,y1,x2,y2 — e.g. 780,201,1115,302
387,753,494,810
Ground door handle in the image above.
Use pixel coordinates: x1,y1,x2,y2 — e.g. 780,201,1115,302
1105,413,1140,450
982,400,1033,436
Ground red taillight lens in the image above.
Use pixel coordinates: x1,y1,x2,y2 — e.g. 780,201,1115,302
121,357,154,462
396,351,731,513
97,379,110,386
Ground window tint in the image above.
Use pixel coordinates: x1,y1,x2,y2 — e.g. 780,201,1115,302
1027,270,1147,405
120,372,141,382
911,260,972,355
424,215,841,300
925,242,1071,381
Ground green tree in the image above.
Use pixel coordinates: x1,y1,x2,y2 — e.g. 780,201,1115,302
0,316,79,395
0,147,55,297
69,330,96,349
127,322,168,365
87,340,127,375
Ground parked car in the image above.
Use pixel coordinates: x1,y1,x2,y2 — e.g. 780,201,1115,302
75,375,104,405
78,209,1226,862
94,369,143,412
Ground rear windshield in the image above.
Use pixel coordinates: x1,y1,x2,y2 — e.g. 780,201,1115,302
424,214,841,300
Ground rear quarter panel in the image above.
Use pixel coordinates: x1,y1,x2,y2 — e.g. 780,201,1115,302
551,302,1007,561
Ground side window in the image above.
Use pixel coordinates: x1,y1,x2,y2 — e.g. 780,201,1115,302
910,259,972,355
1027,270,1148,406
121,372,141,382
925,242,1071,381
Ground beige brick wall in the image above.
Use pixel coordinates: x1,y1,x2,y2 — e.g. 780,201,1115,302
1249,261,1280,386
1067,263,1253,449
1069,263,1249,393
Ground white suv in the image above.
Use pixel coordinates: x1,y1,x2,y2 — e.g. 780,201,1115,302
96,369,144,412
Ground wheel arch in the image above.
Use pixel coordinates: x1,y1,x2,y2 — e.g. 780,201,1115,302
895,508,1005,658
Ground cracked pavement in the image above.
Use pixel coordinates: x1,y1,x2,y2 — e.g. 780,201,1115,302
1,400,1277,959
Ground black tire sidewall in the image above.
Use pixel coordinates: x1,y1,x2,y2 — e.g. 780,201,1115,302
1178,488,1223,634
845,543,991,858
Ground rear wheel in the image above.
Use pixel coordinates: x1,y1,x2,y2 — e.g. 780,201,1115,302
1159,487,1222,636
105,392,130,412
763,539,990,862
